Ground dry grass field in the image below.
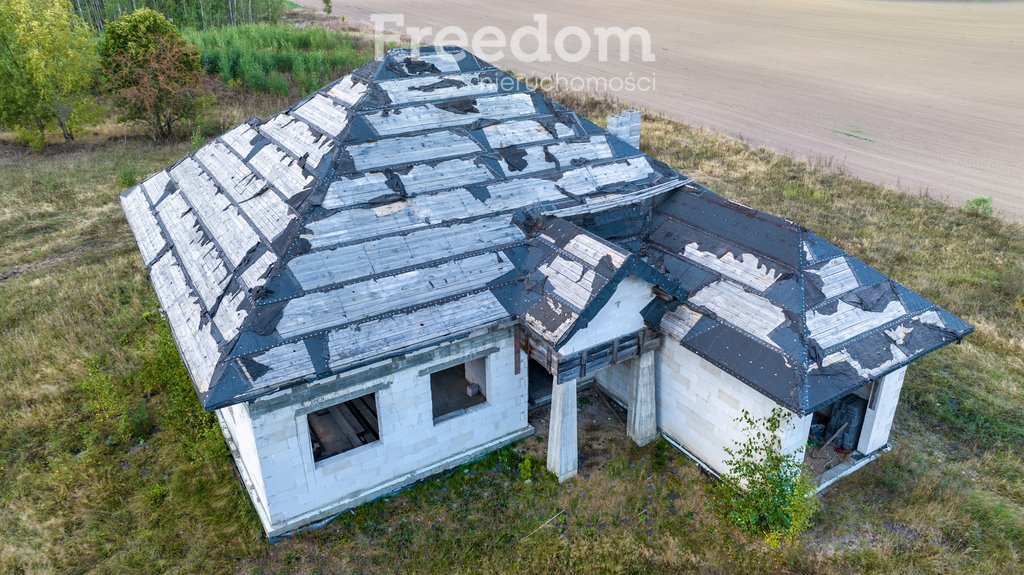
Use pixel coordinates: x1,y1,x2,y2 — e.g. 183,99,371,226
1,81,1022,573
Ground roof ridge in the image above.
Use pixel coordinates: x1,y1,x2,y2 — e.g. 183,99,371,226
794,226,814,412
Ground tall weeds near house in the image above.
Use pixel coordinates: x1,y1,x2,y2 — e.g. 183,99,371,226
187,24,371,95
710,409,819,548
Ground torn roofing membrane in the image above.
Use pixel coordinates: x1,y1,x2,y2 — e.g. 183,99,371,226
643,183,972,413
120,46,971,414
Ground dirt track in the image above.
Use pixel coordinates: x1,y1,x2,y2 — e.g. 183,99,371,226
299,0,1024,219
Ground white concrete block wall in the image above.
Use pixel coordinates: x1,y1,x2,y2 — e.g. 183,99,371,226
219,402,268,509
242,329,530,535
857,367,906,454
465,356,486,391
655,340,808,475
560,276,653,355
594,360,632,406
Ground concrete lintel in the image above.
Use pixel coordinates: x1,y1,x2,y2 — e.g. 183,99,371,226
250,326,512,417
417,346,500,377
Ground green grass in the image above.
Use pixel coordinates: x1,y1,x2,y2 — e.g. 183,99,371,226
1,83,1023,573
186,24,372,95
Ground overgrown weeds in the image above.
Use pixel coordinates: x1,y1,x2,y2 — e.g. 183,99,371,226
186,24,372,95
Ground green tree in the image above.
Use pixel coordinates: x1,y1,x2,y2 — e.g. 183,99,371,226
0,0,99,147
71,0,289,31
710,408,819,548
100,8,206,140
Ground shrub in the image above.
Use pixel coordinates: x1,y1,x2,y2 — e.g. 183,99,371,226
190,128,204,152
118,165,140,188
963,196,994,217
100,9,207,140
0,0,99,145
710,408,819,548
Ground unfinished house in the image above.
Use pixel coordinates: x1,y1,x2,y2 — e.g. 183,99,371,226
120,46,972,539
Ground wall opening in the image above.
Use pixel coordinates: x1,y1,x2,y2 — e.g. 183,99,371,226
804,384,871,477
307,393,380,462
527,357,554,407
431,356,487,423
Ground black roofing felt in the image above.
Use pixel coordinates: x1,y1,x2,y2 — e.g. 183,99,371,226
512,215,681,350
640,184,973,414
121,46,972,415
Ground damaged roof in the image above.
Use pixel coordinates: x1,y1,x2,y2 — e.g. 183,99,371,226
121,46,971,415
120,46,683,410
508,213,675,349
640,184,972,413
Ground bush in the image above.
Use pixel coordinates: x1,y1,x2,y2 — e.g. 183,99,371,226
0,0,99,145
118,165,140,188
100,9,207,140
710,408,819,548
963,196,994,217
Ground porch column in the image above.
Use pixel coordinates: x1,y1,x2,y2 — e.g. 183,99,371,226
857,367,907,454
627,352,658,446
547,375,578,482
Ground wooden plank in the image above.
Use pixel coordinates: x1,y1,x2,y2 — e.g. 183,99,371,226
278,252,514,339
120,185,167,266
327,404,364,447
326,75,367,106
288,216,523,291
377,71,500,105
292,94,350,138
351,397,380,438
346,131,480,171
155,193,230,310
326,291,509,371
309,411,355,454
260,112,335,170
358,394,377,418
195,141,266,203
169,157,260,268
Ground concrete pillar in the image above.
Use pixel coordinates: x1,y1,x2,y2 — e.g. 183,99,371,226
857,367,907,454
546,375,578,482
627,353,657,446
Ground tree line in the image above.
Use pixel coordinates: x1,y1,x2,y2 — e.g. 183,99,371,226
0,0,291,148
72,0,287,32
